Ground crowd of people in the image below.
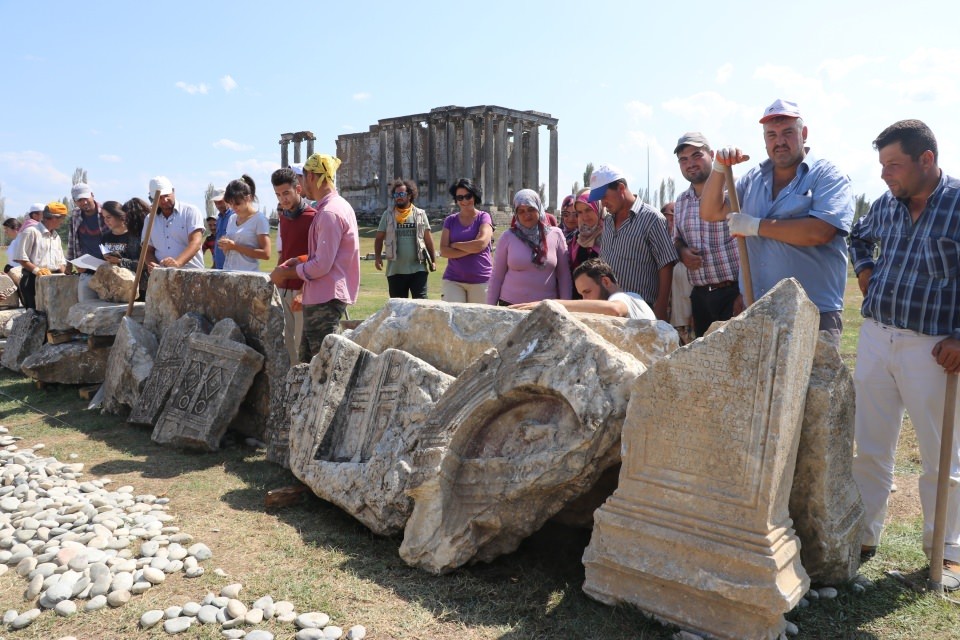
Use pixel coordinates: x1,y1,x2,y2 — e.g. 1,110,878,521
3,101,959,588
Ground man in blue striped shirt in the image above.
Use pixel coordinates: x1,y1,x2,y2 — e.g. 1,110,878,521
848,119,960,589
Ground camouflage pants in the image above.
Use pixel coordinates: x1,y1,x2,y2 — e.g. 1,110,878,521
299,299,347,364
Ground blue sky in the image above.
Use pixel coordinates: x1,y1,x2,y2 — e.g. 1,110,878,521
2,0,958,217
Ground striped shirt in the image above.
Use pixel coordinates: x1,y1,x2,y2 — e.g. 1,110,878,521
600,198,677,304
674,186,739,286
849,171,960,337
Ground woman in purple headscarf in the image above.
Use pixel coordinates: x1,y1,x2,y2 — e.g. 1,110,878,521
486,189,572,306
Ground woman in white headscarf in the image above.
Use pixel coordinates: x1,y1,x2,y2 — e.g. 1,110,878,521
486,189,572,305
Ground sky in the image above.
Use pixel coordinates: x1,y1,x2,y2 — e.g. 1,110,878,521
2,0,959,217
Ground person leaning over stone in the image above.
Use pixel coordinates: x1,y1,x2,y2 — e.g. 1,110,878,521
510,257,655,320
143,176,205,272
848,119,960,589
269,153,359,364
65,182,110,301
673,132,740,338
700,99,854,342
14,202,68,310
587,165,677,320
374,179,436,299
271,167,316,363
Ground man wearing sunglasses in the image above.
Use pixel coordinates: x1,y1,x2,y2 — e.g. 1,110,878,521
374,179,436,299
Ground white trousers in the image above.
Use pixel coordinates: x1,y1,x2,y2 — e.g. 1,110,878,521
441,279,487,304
277,287,303,365
852,318,960,563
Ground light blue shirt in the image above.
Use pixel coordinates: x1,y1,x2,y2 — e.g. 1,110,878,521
736,150,854,312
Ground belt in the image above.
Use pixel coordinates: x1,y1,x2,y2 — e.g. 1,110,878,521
694,280,737,292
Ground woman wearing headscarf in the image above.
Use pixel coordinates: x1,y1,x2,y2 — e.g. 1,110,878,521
486,189,572,305
559,194,579,242
569,187,603,273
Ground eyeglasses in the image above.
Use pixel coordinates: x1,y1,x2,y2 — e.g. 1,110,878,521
392,191,409,199
454,194,473,201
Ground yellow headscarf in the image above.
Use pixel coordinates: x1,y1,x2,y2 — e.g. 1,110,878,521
303,154,341,190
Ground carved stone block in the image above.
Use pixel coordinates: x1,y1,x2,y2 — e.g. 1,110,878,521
266,363,310,469
36,274,79,331
1,310,47,372
67,300,145,336
21,342,109,384
101,317,160,417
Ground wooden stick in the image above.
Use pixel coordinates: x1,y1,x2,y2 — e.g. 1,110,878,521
126,190,161,318
723,165,755,306
929,373,958,592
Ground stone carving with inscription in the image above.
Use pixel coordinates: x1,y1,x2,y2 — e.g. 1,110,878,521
151,331,264,451
288,335,453,534
1,310,47,372
349,298,677,376
101,317,160,417
266,363,310,468
582,278,818,640
21,342,109,385
35,274,79,332
67,300,145,336
400,301,645,574
789,335,864,585
128,312,212,426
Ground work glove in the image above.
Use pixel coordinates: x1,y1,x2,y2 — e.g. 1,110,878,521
727,212,761,237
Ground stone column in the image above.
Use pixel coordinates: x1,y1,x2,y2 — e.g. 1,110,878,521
410,122,420,187
378,128,388,209
306,135,315,158
512,119,524,193
393,126,403,180
526,123,539,192
446,118,457,189
549,125,559,212
427,121,437,207
496,117,508,208
293,138,302,164
483,112,495,206
279,134,293,168
462,117,475,184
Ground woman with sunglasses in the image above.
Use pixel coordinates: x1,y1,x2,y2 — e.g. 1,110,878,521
374,178,435,299
440,178,493,303
487,189,572,306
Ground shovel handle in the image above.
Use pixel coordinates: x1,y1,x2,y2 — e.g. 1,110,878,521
723,165,754,306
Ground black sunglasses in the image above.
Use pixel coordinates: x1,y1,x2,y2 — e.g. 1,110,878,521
454,194,474,201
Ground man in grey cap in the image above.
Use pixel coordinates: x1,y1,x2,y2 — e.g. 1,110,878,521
673,132,740,337
700,98,854,341
66,182,110,300
210,188,231,269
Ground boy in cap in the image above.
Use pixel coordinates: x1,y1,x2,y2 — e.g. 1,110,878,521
14,202,69,309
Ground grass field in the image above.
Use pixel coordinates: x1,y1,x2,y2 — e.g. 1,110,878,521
0,233,958,639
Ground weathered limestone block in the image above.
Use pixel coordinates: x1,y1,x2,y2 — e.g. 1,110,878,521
151,332,264,451
67,300,146,336
210,318,246,343
21,342,109,384
349,299,676,376
129,312,212,426
789,336,864,585
144,269,288,441
0,309,27,337
89,263,136,303
289,335,454,534
582,279,817,640
400,301,645,573
0,274,19,309
1,310,46,372
267,363,310,468
101,317,160,417
36,274,79,331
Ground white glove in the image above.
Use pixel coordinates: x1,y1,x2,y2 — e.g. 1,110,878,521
727,212,761,237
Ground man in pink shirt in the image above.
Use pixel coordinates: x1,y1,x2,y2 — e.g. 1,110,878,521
270,154,359,363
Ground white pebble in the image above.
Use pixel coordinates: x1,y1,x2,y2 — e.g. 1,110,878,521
817,587,838,599
346,625,367,639
10,608,41,629
785,620,799,635
140,609,164,628
163,616,193,634
322,626,344,639
54,600,77,617
220,582,243,599
245,631,274,640
297,611,331,629
84,595,108,611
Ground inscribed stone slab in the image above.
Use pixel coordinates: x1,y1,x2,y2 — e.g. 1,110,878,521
151,332,264,451
582,278,817,640
789,335,864,585
266,363,310,469
144,269,288,441
128,312,212,426
288,335,453,534
400,300,645,573
67,300,145,336
1,310,47,372
101,317,160,417
21,342,109,384
36,274,79,331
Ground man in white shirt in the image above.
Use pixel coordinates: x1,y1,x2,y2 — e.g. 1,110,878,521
511,258,657,320
144,176,205,272
14,202,69,309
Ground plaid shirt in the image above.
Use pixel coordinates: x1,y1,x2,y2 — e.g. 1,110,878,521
849,171,960,337
674,186,739,287
66,203,110,261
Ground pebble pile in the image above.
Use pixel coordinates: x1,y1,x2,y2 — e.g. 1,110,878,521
0,424,367,638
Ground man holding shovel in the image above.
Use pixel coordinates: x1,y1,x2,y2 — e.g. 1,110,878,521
699,99,854,341
849,119,960,590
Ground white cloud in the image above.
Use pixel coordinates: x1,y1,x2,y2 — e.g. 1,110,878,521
625,101,653,119
175,81,208,95
234,159,281,175
99,154,122,163
899,48,960,76
341,124,355,131
213,138,253,152
0,150,71,187
819,55,881,81
220,75,238,92
716,63,733,84
352,92,371,101
661,91,746,121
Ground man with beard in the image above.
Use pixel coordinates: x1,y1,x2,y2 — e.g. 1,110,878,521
144,176,205,272
700,99,854,341
673,132,740,337
66,182,110,300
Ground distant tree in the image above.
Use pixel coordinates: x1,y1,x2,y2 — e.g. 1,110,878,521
204,183,217,218
638,187,651,205
658,178,675,209
583,163,594,189
571,181,579,195
72,167,88,185
853,193,871,224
